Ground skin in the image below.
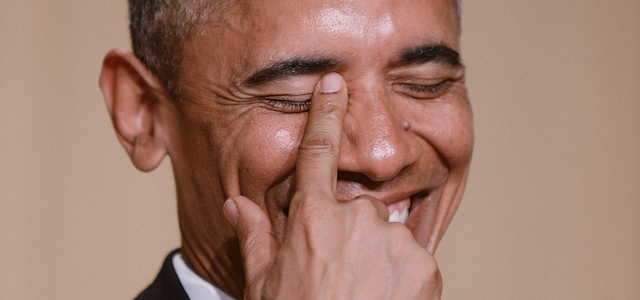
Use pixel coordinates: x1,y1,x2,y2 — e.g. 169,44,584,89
99,0,472,298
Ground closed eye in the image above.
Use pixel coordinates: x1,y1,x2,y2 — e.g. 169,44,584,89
266,99,311,113
262,93,312,113
398,80,452,100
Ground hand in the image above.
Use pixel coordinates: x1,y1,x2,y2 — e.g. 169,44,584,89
224,73,442,299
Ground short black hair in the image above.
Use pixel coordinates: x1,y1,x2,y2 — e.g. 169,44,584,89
128,0,215,99
128,0,461,99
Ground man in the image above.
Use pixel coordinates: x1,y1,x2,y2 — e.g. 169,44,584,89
99,0,472,298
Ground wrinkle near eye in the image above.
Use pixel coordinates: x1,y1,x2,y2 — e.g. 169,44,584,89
236,74,320,99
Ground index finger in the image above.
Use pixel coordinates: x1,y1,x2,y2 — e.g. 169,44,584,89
294,72,347,199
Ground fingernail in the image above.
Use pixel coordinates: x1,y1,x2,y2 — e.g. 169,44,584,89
223,199,239,230
320,73,342,94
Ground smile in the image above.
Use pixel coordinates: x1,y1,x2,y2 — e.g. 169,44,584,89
387,198,411,224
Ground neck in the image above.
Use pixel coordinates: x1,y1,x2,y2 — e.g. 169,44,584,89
180,234,245,299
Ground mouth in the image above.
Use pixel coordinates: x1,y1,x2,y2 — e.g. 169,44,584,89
385,190,429,225
271,189,433,246
281,200,411,224
279,191,429,226
387,198,411,224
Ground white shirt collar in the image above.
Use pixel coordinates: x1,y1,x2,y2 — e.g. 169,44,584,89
172,252,236,300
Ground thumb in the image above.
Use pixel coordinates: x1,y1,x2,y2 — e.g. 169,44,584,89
223,196,278,299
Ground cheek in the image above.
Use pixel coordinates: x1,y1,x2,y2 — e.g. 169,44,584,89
234,117,305,201
412,97,474,170
439,101,474,167
274,129,299,151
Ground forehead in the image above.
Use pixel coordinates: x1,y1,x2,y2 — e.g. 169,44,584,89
182,0,459,83
248,0,456,44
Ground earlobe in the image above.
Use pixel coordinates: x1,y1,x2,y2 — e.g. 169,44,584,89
99,48,168,172
131,132,167,172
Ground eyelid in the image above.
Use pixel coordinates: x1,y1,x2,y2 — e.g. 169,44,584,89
261,93,313,102
266,99,311,113
393,79,453,99
260,93,313,113
405,79,452,91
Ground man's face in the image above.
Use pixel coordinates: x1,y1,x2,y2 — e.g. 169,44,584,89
168,0,472,252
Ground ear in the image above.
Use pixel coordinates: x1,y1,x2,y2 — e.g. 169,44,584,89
99,48,169,172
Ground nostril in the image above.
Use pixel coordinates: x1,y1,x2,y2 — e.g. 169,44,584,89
338,127,422,182
339,99,423,182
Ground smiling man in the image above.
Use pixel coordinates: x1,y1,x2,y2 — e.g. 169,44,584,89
99,0,472,298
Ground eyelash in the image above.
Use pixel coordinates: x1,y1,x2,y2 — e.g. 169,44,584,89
267,99,311,113
264,80,451,112
401,80,452,99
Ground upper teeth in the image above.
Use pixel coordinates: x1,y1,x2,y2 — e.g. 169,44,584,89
388,205,409,224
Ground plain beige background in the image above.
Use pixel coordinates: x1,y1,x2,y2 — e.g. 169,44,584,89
1,1,638,299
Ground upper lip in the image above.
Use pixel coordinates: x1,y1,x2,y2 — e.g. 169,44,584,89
335,187,429,206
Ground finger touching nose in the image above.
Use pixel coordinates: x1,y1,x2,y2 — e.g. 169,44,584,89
294,73,348,197
339,90,422,182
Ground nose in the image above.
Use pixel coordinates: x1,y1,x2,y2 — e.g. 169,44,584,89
338,81,422,182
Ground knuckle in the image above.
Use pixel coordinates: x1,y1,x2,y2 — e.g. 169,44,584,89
381,225,442,295
424,254,440,277
295,198,319,221
239,231,261,259
388,222,415,241
298,130,340,155
317,99,344,116
386,225,417,254
349,197,381,220
420,256,443,296
411,248,439,279
290,192,331,222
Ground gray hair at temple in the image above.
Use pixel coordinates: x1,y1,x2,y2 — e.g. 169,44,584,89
128,0,463,99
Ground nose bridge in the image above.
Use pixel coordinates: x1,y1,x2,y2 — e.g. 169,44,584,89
340,79,422,182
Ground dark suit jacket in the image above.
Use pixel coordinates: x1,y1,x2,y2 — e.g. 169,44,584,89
135,249,190,300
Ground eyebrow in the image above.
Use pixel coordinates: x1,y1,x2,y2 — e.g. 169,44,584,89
397,44,462,67
242,58,340,87
241,44,460,87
